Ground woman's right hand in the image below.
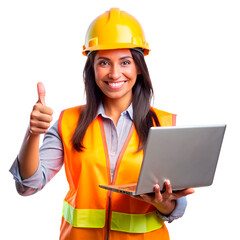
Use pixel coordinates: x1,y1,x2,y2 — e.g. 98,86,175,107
29,82,53,135
18,82,53,179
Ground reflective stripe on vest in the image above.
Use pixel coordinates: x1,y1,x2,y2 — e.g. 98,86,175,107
111,211,164,233
63,201,106,228
63,201,164,233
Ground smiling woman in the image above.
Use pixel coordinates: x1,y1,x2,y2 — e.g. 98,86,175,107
10,8,194,240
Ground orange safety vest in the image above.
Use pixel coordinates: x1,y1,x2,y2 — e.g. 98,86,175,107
58,105,176,240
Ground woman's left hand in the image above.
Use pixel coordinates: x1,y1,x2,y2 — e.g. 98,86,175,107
132,181,195,216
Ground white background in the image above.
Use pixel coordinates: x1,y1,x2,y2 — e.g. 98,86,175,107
1,0,239,239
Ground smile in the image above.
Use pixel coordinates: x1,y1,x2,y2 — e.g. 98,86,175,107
106,81,125,89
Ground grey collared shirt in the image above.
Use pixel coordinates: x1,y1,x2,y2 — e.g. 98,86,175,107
97,103,133,180
10,104,187,222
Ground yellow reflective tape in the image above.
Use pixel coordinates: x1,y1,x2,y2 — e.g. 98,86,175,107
62,201,106,228
111,211,164,233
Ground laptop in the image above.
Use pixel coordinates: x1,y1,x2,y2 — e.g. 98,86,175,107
99,124,226,195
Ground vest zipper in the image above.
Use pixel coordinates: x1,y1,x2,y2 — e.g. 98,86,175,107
106,193,112,240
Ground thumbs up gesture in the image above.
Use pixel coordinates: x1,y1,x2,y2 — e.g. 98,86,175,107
30,82,53,135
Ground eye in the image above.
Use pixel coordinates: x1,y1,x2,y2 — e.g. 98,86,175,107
121,60,131,66
99,60,110,66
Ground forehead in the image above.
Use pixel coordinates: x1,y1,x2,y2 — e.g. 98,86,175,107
95,49,132,59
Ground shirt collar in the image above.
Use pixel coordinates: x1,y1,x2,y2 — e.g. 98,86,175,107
96,102,133,121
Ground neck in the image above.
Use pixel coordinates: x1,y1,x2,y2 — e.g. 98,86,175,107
103,97,132,125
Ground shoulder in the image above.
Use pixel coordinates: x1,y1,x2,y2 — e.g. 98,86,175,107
60,105,85,118
58,105,85,138
150,106,177,126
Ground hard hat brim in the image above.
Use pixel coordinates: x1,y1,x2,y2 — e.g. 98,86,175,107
82,45,150,56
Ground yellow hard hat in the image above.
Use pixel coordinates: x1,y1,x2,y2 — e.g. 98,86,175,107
82,8,150,56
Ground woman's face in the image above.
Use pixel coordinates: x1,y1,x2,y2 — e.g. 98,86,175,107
94,49,139,104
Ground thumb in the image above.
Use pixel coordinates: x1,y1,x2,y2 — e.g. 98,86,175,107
37,82,46,105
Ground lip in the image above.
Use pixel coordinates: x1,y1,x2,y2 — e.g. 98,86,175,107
105,81,126,89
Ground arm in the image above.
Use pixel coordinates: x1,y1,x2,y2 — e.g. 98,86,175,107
10,120,64,195
156,196,187,223
18,82,53,180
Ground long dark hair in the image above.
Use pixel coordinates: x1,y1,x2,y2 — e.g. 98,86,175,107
72,49,160,152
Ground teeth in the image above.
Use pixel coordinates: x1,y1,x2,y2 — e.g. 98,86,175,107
108,82,124,87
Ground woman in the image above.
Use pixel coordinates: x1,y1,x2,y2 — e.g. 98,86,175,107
10,8,194,239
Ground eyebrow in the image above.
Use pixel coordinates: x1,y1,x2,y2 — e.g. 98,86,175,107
96,56,133,61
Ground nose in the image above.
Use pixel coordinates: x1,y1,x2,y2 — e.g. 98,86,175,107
108,64,121,80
